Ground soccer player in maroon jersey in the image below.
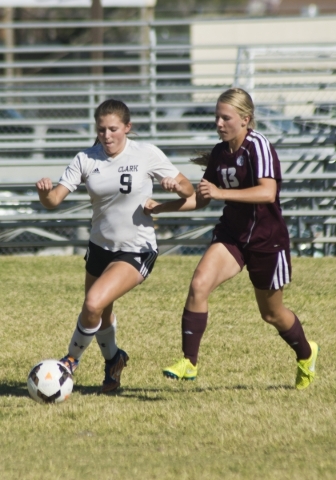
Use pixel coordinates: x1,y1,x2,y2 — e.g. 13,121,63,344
146,87,318,390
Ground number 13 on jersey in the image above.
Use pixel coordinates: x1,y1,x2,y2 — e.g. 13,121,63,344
221,168,239,188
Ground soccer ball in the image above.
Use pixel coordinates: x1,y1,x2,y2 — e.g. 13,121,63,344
27,359,73,404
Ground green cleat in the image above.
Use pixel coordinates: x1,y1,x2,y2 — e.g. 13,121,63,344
163,358,198,380
296,341,319,390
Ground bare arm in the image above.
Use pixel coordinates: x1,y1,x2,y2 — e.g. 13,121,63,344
145,176,276,215
36,178,71,209
197,177,277,203
160,172,194,199
145,192,210,215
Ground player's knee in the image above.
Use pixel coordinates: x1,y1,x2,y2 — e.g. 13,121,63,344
260,311,277,325
83,296,103,319
189,272,211,299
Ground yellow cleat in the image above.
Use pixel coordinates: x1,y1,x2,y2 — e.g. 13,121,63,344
163,357,198,380
296,341,319,390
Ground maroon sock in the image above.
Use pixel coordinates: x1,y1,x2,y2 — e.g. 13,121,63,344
182,308,208,366
279,314,311,360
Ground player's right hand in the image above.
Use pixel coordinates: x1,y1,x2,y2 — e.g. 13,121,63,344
144,198,161,215
36,177,53,193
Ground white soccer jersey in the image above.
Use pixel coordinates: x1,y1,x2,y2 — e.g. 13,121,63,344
59,138,179,252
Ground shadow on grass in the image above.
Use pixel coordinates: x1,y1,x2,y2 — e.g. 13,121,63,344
0,382,29,397
73,384,235,401
75,383,295,401
0,382,294,400
266,385,295,390
73,384,101,395
73,385,167,401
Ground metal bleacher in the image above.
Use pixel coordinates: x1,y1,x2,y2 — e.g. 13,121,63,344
0,18,336,256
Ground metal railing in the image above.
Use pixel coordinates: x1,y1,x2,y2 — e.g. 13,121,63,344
0,17,336,255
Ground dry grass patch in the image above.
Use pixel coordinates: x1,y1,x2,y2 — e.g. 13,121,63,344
0,255,335,479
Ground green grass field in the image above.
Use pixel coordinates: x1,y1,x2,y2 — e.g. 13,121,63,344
0,255,335,480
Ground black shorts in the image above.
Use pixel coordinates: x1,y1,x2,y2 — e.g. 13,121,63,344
211,228,292,290
84,241,158,279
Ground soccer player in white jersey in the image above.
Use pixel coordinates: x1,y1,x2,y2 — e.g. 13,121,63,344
36,98,194,393
146,88,319,390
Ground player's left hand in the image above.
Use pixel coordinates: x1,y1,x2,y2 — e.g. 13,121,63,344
197,178,222,200
161,177,183,193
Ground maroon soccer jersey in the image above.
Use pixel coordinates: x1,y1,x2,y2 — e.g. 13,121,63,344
203,129,290,252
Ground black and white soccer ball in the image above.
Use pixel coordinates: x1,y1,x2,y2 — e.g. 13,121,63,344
27,359,73,404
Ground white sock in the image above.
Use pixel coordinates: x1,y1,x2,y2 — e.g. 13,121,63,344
95,316,118,361
68,315,102,360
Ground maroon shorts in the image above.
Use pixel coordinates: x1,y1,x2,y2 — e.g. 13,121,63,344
211,227,292,290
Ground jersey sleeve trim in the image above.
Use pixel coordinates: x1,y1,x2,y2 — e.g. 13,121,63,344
58,179,77,192
58,154,84,192
246,130,275,179
142,141,180,181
